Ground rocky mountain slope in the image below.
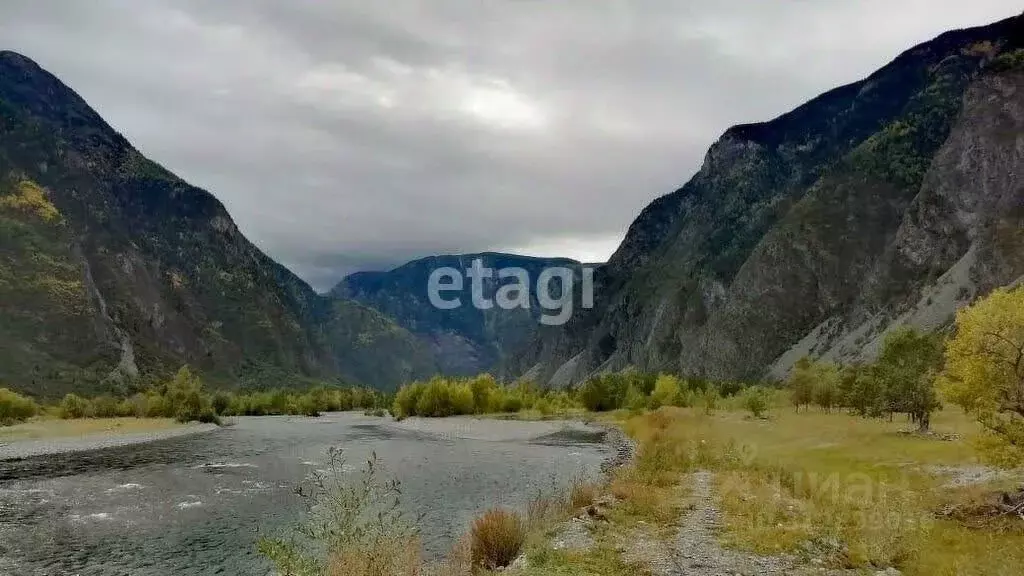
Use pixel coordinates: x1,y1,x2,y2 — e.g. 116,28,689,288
0,51,435,396
513,15,1024,387
333,253,585,375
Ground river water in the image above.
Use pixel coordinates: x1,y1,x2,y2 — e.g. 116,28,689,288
0,414,607,576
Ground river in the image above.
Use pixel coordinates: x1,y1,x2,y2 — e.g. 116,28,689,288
0,414,608,575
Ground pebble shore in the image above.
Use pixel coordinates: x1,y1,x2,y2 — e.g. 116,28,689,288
0,422,219,461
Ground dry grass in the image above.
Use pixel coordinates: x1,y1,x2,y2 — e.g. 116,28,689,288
569,476,599,509
328,537,423,576
0,417,184,442
470,508,528,569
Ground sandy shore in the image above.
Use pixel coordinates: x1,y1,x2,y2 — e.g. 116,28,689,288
0,422,220,461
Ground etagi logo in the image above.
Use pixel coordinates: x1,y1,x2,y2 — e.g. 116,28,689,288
427,259,595,326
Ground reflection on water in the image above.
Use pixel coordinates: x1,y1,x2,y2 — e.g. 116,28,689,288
0,414,606,576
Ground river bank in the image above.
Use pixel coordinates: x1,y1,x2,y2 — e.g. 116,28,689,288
0,420,219,461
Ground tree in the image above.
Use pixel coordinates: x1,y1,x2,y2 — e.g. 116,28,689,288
788,357,816,412
165,366,216,423
941,286,1024,465
841,364,885,417
875,327,943,430
811,363,841,414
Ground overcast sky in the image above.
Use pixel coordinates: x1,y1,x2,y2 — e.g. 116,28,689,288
1,1,1020,290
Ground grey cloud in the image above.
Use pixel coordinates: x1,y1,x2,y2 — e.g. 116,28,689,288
1,0,1020,290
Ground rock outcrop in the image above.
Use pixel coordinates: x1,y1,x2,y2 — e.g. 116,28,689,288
513,16,1024,386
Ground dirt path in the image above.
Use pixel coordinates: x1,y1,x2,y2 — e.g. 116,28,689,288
633,471,860,576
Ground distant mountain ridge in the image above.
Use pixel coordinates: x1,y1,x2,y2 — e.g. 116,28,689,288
333,252,587,376
512,15,1024,387
0,50,436,395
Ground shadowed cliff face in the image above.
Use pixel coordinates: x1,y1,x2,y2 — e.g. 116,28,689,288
0,51,435,396
513,16,1024,387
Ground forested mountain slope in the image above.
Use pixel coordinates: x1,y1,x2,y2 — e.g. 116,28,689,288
0,51,435,396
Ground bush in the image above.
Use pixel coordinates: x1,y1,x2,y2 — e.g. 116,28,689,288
698,388,720,414
212,392,232,416
500,393,524,413
650,374,682,408
577,374,628,412
740,386,770,418
470,508,526,569
0,387,38,424
259,448,422,576
92,395,121,418
59,393,92,419
393,382,425,419
449,383,475,415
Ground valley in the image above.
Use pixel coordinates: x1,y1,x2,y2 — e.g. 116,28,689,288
0,7,1022,576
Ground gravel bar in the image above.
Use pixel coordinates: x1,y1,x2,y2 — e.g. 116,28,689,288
0,423,220,461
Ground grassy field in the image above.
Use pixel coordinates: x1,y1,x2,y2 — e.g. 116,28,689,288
0,417,186,442
694,408,1024,575
500,406,1024,576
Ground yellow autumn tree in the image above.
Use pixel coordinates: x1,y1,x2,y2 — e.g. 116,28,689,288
940,286,1024,466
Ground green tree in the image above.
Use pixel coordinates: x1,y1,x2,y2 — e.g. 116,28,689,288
164,365,216,423
941,287,1024,465
788,357,817,412
811,363,841,414
841,364,885,417
875,327,943,430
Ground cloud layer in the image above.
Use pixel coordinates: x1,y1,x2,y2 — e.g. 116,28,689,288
1,1,1020,290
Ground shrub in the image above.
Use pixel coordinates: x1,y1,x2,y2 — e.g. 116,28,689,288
469,374,499,413
415,378,452,417
59,393,92,419
196,408,221,425
569,477,598,509
212,392,232,416
624,384,647,412
92,395,121,418
741,386,770,418
259,448,422,576
449,383,475,415
393,382,425,419
0,387,38,424
144,393,169,418
577,374,628,412
698,388,720,415
650,374,682,409
469,508,526,569
990,48,1024,72
500,393,524,413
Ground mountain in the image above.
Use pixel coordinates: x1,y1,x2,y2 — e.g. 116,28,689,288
513,15,1024,387
332,253,587,376
0,51,435,396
